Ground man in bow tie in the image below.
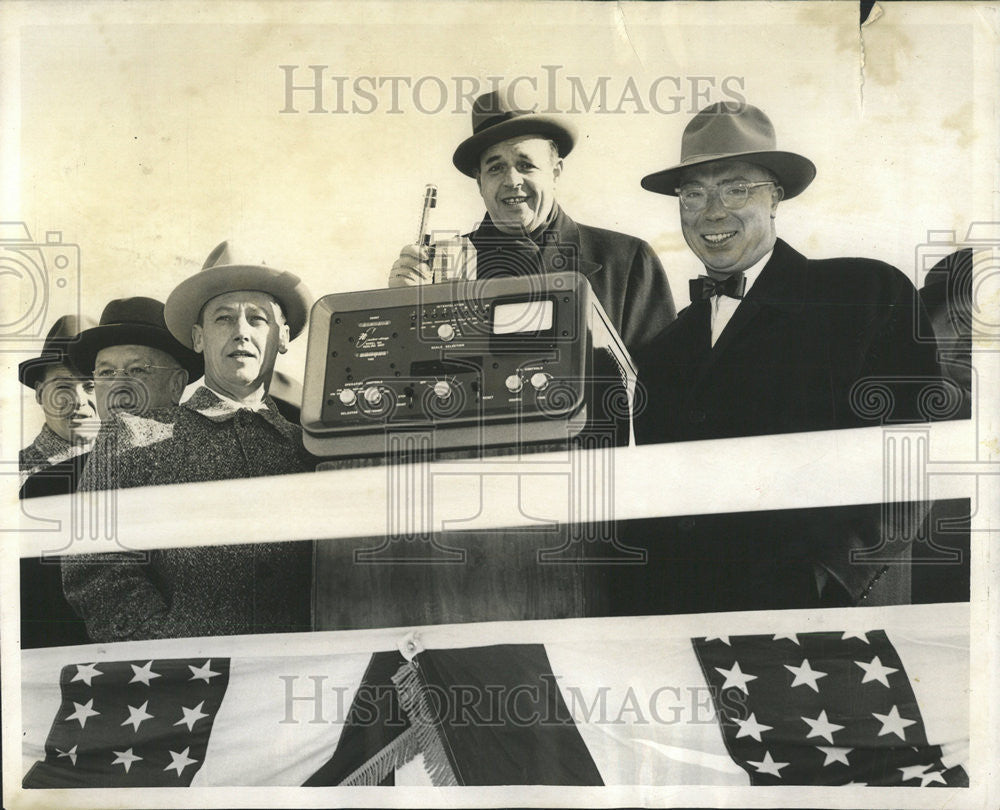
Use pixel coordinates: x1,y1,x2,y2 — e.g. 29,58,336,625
603,102,950,614
63,244,317,642
633,101,945,443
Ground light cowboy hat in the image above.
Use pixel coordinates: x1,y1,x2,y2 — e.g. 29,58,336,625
67,297,204,380
164,241,313,349
18,314,97,388
641,102,816,200
452,89,577,177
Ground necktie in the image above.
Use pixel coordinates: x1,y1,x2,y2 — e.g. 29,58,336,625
689,274,746,302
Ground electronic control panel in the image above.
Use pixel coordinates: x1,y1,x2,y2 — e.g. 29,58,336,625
301,272,635,457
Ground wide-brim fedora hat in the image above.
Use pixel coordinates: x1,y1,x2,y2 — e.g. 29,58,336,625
641,102,816,199
453,90,577,178
164,241,313,349
67,297,204,380
18,314,97,388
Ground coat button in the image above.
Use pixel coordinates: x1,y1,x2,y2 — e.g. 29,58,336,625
679,517,696,531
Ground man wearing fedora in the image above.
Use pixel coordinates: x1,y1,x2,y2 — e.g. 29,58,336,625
66,296,203,423
634,101,943,444
603,101,945,614
387,89,676,354
62,243,316,642
18,315,100,648
18,315,101,499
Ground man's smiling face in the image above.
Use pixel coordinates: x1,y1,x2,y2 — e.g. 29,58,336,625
678,159,782,278
476,135,561,235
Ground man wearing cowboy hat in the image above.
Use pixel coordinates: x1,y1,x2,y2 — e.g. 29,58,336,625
62,243,316,642
18,315,101,499
633,101,943,444
387,89,676,354
603,101,946,613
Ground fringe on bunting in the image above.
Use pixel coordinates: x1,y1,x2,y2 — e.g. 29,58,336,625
391,659,461,786
338,659,459,787
338,725,422,787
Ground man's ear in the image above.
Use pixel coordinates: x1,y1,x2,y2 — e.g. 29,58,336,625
191,324,204,354
771,185,784,211
34,382,44,406
169,370,188,405
277,322,290,355
552,157,563,182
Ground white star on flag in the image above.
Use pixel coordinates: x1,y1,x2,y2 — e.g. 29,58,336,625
747,750,788,778
65,699,100,728
70,663,102,686
841,631,869,642
121,700,154,732
816,746,852,766
785,658,828,692
872,705,917,740
714,661,757,693
855,655,898,688
111,748,143,773
772,633,799,644
164,747,198,776
734,712,772,742
703,635,731,645
801,709,845,744
920,770,947,787
129,661,161,686
899,763,932,782
188,660,220,683
55,745,78,766
175,701,209,732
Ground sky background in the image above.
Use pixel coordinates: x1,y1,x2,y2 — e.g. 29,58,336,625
2,1,995,442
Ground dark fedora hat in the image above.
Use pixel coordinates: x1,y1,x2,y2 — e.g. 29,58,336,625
452,90,577,178
164,241,313,348
18,314,97,388
67,297,204,380
641,102,816,199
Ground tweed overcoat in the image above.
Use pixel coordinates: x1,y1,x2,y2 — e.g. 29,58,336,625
63,386,316,642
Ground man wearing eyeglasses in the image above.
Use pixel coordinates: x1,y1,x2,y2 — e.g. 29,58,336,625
67,297,204,422
634,101,944,444
604,102,947,614
63,245,315,643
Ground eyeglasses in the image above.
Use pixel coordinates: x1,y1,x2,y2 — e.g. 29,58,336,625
94,364,180,380
675,181,776,212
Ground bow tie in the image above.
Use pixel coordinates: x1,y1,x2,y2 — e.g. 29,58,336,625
689,274,746,301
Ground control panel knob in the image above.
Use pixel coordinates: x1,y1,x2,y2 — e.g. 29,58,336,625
433,380,452,399
437,323,456,342
504,374,523,393
338,389,357,407
530,372,551,390
363,386,383,406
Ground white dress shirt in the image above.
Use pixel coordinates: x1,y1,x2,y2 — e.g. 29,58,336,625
710,249,772,347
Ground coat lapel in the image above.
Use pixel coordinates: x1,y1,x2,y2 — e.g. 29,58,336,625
704,239,808,367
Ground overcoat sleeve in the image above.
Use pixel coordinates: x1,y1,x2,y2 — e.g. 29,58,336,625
63,415,177,641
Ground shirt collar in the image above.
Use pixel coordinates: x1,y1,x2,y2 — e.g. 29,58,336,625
183,385,296,438
737,248,772,298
